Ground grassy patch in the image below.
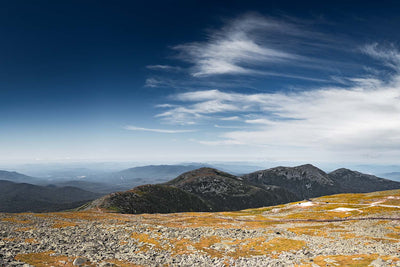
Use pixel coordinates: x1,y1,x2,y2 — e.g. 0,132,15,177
2,217,32,224
312,254,399,266
52,220,78,228
15,251,84,267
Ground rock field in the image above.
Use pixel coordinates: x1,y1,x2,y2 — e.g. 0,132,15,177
1,189,400,266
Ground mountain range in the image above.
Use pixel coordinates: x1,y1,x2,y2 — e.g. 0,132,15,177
2,164,400,213
0,170,44,184
86,164,400,214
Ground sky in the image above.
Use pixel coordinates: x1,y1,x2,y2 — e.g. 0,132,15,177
1,0,400,165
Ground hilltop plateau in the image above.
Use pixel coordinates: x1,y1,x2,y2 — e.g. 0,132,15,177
1,189,400,266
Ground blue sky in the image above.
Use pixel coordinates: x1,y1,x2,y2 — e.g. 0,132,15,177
1,1,400,164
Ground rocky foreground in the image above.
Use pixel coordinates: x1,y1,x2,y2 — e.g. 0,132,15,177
1,190,400,266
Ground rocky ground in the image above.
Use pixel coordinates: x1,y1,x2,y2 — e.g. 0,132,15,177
1,190,400,266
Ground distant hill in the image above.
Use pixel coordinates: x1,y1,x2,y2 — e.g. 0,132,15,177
0,170,44,184
51,180,126,194
329,168,400,193
380,172,400,182
242,164,339,199
86,167,297,213
89,164,208,189
242,164,400,199
166,168,297,211
0,180,103,213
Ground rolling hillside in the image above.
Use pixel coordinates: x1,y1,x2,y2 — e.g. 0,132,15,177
1,189,400,266
0,180,102,213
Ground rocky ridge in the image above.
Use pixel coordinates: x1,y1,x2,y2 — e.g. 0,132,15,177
242,164,400,200
87,165,400,214
87,168,297,213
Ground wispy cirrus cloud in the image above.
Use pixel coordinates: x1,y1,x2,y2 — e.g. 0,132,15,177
172,13,300,77
145,13,361,90
146,65,182,72
361,43,400,71
124,125,195,134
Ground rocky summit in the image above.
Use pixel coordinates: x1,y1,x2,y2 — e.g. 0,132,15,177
86,167,298,213
1,189,400,266
87,165,400,215
242,164,400,200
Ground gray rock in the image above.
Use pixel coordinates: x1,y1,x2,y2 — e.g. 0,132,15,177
73,257,88,266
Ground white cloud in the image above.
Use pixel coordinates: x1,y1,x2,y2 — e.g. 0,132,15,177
245,119,275,125
214,124,247,129
145,78,164,88
196,139,245,145
155,46,400,162
219,116,240,121
146,65,182,71
173,14,300,77
361,44,400,71
124,125,196,134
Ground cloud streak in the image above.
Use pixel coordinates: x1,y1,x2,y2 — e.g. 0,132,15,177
172,14,300,77
124,125,196,134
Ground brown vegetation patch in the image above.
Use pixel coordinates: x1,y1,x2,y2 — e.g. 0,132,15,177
52,220,78,228
288,225,329,237
2,217,32,224
15,251,91,267
3,237,17,242
311,254,399,266
131,232,163,252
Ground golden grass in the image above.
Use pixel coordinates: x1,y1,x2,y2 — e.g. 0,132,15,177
2,237,17,242
311,254,399,267
386,232,400,239
2,217,32,224
52,220,78,228
15,251,79,267
131,232,164,252
288,225,329,237
192,235,224,258
16,251,141,267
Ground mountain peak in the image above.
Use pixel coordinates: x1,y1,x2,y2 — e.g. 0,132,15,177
329,168,358,175
242,164,336,199
167,167,237,186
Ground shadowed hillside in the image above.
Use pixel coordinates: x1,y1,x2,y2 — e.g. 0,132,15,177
0,180,102,213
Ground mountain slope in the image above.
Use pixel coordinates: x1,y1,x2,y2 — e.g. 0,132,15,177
329,168,400,193
0,180,102,213
242,164,339,199
167,167,297,211
86,184,210,214
88,167,297,213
